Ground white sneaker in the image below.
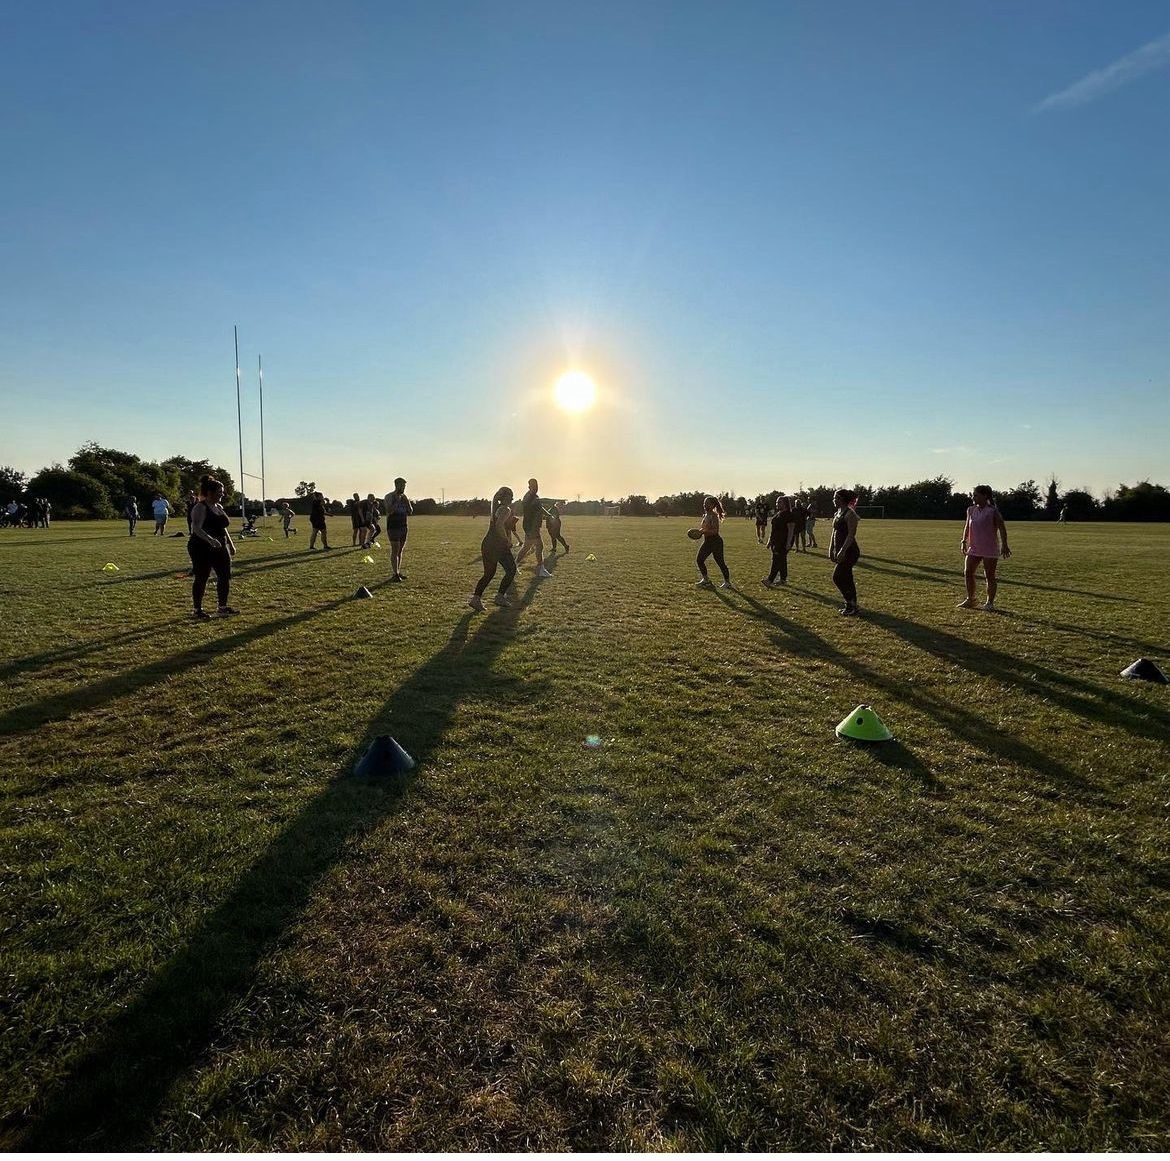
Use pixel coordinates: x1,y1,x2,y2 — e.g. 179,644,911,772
696,578,714,588
719,581,733,590
493,592,514,607
537,566,553,578
467,595,484,611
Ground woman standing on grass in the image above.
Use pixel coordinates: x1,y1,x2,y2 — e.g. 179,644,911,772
309,491,331,550
958,484,1011,611
468,486,518,610
828,489,861,615
762,494,795,588
187,475,238,620
123,495,138,537
694,496,732,589
384,477,413,582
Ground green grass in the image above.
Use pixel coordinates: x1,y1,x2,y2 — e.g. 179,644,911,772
1,516,1168,1149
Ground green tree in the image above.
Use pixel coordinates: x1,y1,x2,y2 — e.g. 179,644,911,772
294,480,316,498
1044,477,1061,520
25,465,113,519
0,466,27,504
161,456,237,506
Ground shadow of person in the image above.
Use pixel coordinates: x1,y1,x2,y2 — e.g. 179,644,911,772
14,578,545,1149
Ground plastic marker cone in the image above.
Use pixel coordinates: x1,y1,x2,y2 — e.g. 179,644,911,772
835,704,894,743
586,553,597,561
1121,658,1168,684
362,555,375,564
353,586,373,599
101,563,120,572
353,735,416,778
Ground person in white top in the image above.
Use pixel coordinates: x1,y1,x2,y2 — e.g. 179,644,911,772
151,494,171,536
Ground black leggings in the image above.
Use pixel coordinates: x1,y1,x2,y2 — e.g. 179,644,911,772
474,540,517,598
189,543,231,611
697,535,730,582
831,543,860,604
767,547,788,584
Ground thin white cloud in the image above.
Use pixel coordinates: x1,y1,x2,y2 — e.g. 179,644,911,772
1036,31,1170,112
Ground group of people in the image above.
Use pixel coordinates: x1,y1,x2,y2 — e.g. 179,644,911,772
468,479,569,610
753,495,818,551
159,472,1010,621
694,485,1010,616
2,497,51,528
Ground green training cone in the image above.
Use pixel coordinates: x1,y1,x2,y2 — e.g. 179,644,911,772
835,703,894,743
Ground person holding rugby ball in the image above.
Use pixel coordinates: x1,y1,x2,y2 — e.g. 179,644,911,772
468,486,519,610
692,496,732,589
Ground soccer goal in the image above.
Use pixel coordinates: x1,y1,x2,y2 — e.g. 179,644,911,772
854,505,885,519
603,505,621,517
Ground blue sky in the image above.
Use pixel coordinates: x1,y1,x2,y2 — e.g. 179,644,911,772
2,0,1168,501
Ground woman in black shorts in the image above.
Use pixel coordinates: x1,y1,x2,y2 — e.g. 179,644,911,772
309,491,330,550
468,486,518,610
829,489,861,615
187,475,238,619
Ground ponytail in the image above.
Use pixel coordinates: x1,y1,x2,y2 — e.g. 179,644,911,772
198,474,222,499
491,487,513,518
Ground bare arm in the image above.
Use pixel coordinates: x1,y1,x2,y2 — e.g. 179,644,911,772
995,510,1010,557
190,503,220,548
960,511,971,551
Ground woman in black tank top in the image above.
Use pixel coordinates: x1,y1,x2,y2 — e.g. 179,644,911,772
187,475,238,619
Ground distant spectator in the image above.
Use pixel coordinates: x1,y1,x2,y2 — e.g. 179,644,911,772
123,496,139,536
151,493,171,536
185,491,197,535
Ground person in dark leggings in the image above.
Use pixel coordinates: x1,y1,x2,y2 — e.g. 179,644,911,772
546,500,569,555
829,489,861,615
123,496,138,537
694,495,732,589
187,474,238,620
468,486,518,610
762,494,795,587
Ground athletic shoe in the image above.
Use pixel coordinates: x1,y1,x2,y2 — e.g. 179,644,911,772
719,581,734,590
467,595,484,611
537,566,553,578
493,593,513,607
192,609,211,620
842,605,858,617
760,579,774,588
695,578,714,588
389,575,403,583
956,598,976,609
215,606,239,617
981,600,996,612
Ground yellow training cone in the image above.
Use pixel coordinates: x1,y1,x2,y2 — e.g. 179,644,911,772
835,704,894,743
362,555,375,564
586,553,597,561
101,563,120,572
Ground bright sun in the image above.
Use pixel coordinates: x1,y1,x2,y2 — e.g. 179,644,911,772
554,370,597,413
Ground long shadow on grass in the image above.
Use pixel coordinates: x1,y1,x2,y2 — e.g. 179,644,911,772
0,588,378,735
13,577,544,1149
715,590,1110,805
863,608,1170,750
862,554,1131,603
0,620,190,681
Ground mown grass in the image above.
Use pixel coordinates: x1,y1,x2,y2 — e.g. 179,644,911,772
1,516,1168,1149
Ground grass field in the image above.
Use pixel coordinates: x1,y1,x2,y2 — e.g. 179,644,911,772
1,515,1168,1149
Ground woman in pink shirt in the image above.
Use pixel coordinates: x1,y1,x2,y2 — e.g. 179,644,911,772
958,485,1011,610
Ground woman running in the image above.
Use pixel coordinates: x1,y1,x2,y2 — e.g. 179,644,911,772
546,500,570,555
828,489,861,615
468,486,518,610
958,484,1011,611
187,474,238,619
762,494,796,587
364,493,381,546
694,496,732,589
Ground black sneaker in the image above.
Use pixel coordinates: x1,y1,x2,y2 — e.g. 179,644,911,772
192,609,211,620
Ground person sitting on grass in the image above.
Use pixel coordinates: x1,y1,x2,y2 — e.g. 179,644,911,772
958,484,1011,612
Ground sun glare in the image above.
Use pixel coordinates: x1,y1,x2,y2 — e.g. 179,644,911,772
554,370,597,413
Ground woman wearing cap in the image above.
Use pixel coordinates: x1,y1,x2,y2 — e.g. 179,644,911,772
384,477,413,581
468,486,518,610
958,484,1010,611
828,489,861,615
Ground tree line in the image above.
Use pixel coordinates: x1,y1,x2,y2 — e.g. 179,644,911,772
2,448,1168,522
